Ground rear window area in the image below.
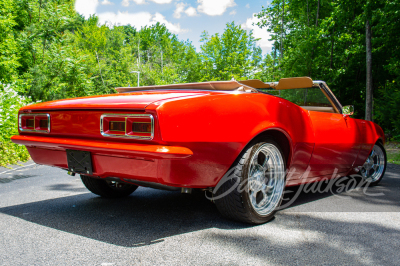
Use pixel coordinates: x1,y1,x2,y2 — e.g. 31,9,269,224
260,88,333,108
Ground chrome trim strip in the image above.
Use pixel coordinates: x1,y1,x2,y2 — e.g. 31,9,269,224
100,113,154,140
313,81,343,114
19,113,51,133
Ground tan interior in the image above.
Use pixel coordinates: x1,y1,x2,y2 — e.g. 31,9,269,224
116,77,315,93
272,77,314,90
115,80,256,93
115,77,340,113
239,79,271,89
238,77,314,90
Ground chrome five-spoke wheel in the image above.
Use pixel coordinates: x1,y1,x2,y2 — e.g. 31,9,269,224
214,140,286,224
247,143,285,216
360,143,387,185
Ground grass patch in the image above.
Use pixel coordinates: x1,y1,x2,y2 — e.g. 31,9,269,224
386,141,400,165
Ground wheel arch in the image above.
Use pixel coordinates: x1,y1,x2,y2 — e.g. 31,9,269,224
236,128,293,169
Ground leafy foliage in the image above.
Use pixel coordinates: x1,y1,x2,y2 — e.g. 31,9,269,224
0,84,31,166
1,0,399,165
0,0,20,84
200,22,262,81
0,0,263,165
256,0,400,137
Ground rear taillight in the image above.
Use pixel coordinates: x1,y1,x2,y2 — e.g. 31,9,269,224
100,114,154,140
19,113,50,133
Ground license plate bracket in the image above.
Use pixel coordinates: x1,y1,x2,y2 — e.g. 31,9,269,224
66,149,93,175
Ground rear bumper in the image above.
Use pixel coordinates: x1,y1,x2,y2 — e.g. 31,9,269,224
11,135,192,159
11,135,194,186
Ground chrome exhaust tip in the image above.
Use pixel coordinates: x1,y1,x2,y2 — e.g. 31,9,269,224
181,188,192,194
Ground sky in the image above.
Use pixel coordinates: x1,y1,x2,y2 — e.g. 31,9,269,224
74,0,273,54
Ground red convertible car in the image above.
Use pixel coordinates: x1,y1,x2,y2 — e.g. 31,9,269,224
11,77,386,224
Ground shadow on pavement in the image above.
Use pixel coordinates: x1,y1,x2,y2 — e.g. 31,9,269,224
46,183,88,193
207,212,400,265
281,164,400,211
0,175,37,184
0,188,247,247
0,164,399,247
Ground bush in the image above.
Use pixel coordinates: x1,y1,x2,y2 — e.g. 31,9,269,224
375,81,400,141
0,84,31,166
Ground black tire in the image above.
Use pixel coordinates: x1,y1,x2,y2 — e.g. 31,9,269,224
81,175,138,198
213,140,286,224
361,142,387,186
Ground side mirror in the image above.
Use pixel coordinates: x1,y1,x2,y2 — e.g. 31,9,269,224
342,105,354,117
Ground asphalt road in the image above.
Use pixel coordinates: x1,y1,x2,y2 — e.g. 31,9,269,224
0,162,399,265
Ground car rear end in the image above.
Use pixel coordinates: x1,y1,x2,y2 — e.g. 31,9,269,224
11,92,198,189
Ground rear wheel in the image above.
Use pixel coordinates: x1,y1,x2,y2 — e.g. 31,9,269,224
214,140,286,224
360,143,387,186
81,175,138,198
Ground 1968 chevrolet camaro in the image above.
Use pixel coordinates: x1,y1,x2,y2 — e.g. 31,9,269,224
12,77,386,224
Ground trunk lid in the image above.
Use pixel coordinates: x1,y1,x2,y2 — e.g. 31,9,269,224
20,91,207,111
18,91,211,142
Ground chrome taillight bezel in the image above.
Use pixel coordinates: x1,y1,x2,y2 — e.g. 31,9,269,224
19,113,51,133
100,113,154,140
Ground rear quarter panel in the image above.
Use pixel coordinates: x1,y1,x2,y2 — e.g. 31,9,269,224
147,92,315,187
352,119,385,167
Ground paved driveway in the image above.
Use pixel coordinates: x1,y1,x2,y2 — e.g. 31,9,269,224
0,162,399,265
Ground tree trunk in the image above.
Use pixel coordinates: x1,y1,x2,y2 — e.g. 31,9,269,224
137,37,140,67
42,38,46,63
32,50,36,64
306,0,309,28
280,0,285,61
316,0,320,27
161,49,163,74
365,20,373,121
38,0,42,22
273,45,276,80
96,51,106,88
330,26,335,69
306,0,310,37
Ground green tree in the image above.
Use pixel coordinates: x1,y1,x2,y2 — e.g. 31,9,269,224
0,0,20,83
256,0,400,138
199,22,262,81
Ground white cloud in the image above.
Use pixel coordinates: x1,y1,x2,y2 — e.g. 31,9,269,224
75,0,99,19
197,0,236,16
174,3,198,18
245,3,250,8
241,14,273,54
174,2,186,18
98,11,187,34
151,0,173,3
229,10,236,15
185,7,198,16
98,11,151,27
121,0,130,6
101,0,114,5
122,0,171,5
153,12,186,33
